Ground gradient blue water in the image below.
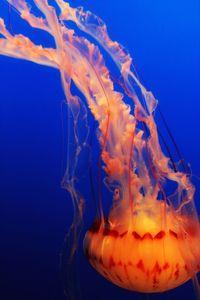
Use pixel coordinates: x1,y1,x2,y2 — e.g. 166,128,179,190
0,1,200,300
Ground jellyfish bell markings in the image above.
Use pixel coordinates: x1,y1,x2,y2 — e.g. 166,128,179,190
0,0,200,295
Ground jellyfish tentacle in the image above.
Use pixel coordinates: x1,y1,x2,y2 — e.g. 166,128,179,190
0,18,58,67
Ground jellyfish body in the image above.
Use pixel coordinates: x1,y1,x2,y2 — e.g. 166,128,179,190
84,199,200,292
0,0,200,296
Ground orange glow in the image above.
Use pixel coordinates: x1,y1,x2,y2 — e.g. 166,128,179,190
0,0,200,295
84,201,200,292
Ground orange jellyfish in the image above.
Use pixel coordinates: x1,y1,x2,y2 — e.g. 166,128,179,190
0,0,200,297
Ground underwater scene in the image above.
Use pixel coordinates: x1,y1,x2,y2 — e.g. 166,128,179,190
0,1,200,300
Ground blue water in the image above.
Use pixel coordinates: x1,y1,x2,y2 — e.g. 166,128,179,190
0,1,200,300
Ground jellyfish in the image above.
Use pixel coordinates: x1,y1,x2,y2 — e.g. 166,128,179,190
0,0,200,297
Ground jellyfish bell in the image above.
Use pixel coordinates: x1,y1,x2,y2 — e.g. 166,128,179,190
84,194,200,293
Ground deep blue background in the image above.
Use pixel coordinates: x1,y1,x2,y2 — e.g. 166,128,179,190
0,1,200,299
